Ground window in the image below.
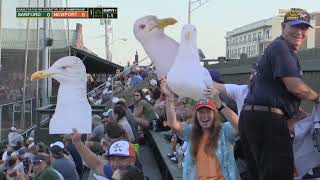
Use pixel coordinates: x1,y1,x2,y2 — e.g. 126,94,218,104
259,44,264,55
226,40,229,47
238,48,241,58
253,33,257,41
266,30,271,39
235,38,238,45
232,39,235,45
258,32,261,41
239,37,242,44
244,36,247,43
247,46,251,55
248,34,252,42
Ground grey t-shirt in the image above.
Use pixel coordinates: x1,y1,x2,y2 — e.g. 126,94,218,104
52,156,79,180
92,124,105,140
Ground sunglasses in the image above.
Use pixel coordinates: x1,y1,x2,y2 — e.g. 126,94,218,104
32,160,43,166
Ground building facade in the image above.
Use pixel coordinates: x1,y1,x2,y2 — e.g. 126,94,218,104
225,11,320,59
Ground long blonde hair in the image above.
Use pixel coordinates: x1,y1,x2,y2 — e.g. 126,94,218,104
190,109,221,160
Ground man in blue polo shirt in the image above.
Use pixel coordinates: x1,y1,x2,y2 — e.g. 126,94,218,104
239,8,320,180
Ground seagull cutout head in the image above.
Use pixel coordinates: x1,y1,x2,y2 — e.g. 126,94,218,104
31,56,91,134
31,56,87,84
181,24,197,46
133,15,179,78
133,15,177,43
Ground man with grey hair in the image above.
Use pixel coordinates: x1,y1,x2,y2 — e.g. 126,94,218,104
239,8,320,180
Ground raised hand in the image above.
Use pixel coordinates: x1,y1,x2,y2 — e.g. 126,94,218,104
71,128,82,144
204,87,222,107
160,77,174,98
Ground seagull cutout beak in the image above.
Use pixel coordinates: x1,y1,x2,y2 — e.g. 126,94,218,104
153,18,177,30
31,70,54,81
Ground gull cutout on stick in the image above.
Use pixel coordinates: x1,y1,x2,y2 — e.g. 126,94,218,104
167,24,212,100
31,56,92,134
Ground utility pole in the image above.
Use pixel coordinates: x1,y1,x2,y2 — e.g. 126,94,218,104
188,0,210,24
104,19,111,61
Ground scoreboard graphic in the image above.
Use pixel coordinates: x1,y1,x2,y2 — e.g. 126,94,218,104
16,7,118,19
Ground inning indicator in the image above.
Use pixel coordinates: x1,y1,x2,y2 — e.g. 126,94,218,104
16,7,118,19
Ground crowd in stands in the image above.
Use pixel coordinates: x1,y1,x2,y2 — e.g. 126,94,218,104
0,71,36,104
0,65,198,179
87,63,155,106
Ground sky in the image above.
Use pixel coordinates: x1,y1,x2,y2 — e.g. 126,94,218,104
3,0,320,66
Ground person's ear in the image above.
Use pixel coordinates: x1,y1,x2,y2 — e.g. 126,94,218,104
281,22,286,30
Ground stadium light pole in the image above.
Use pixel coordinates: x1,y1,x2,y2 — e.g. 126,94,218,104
108,38,127,62
188,0,210,24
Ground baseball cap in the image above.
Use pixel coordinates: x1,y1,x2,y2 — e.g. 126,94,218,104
103,109,113,117
112,97,120,104
208,69,222,82
9,127,16,132
195,99,217,111
106,140,136,158
49,141,64,154
92,114,102,122
32,154,47,163
149,79,157,87
18,149,26,156
283,8,312,28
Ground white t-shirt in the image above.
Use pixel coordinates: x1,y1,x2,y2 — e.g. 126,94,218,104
225,84,249,116
2,151,8,161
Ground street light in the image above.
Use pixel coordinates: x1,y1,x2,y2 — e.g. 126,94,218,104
106,38,127,62
188,0,210,24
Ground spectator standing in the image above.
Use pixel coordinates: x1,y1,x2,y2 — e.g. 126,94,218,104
63,135,83,176
50,141,79,180
132,89,158,129
239,8,320,180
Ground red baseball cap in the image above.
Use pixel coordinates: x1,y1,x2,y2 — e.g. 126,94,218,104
195,99,217,111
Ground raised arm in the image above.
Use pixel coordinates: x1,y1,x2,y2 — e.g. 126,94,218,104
160,78,183,137
282,77,319,102
204,87,239,133
71,129,106,177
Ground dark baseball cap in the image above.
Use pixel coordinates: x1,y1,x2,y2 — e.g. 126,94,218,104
283,8,312,28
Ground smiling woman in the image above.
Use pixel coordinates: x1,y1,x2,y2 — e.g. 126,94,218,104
161,77,240,180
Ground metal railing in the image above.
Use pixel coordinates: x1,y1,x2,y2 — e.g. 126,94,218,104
87,56,151,100
0,96,56,141
0,116,50,144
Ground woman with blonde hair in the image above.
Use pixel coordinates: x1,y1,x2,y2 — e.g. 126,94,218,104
161,78,240,180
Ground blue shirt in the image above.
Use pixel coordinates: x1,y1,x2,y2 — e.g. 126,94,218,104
65,143,83,175
181,122,241,180
130,75,143,87
245,36,302,118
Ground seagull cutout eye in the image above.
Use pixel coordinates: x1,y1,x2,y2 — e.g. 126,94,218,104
61,66,68,70
139,24,146,29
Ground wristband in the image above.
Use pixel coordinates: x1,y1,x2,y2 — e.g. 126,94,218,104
217,104,225,112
